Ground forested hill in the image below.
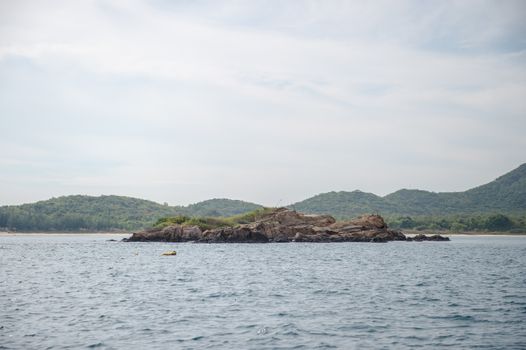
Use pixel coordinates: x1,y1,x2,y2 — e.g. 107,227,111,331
1,163,524,232
178,199,262,218
0,196,261,232
291,163,526,218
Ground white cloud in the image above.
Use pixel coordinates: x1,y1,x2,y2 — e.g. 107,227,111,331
0,0,525,205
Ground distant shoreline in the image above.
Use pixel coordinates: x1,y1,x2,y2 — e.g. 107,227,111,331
403,229,526,236
2,233,524,239
0,232,131,237
405,233,526,237
1,231,525,237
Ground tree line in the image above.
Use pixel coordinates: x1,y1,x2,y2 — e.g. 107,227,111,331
386,213,526,233
0,207,147,231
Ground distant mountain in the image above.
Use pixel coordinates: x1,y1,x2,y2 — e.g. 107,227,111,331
291,163,526,218
1,163,524,231
0,195,261,232
289,190,390,218
464,163,526,212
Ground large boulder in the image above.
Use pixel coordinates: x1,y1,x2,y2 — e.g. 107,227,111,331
255,207,335,227
330,214,386,231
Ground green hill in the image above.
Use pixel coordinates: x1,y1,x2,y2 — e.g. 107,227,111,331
1,163,524,232
291,163,526,218
290,190,391,218
178,198,262,218
464,163,526,212
0,196,261,232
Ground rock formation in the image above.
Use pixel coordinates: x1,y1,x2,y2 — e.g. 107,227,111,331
125,208,449,243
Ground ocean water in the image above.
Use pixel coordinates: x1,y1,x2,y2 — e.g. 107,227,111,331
1,235,525,349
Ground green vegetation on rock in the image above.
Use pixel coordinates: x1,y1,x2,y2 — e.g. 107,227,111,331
153,207,277,231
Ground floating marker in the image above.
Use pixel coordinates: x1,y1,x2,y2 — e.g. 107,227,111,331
161,250,177,256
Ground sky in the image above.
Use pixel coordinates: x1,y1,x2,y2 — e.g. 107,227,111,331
0,0,525,206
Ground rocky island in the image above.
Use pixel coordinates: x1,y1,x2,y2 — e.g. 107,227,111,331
125,208,449,243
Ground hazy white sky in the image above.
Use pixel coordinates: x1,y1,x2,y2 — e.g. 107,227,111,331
1,0,525,206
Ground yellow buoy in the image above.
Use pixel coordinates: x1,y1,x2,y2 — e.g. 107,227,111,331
161,250,177,256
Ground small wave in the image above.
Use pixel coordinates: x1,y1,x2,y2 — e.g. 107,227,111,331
429,314,475,321
403,335,427,341
421,297,441,302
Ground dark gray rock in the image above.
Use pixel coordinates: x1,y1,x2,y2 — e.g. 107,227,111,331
412,234,450,242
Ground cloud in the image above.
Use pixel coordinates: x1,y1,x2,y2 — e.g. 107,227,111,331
0,0,525,205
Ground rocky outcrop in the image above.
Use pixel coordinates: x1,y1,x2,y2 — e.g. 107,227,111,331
407,234,451,242
125,208,449,243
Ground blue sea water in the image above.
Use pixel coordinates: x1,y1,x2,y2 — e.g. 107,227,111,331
1,235,525,349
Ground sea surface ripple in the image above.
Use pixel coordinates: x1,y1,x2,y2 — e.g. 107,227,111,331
1,235,525,349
